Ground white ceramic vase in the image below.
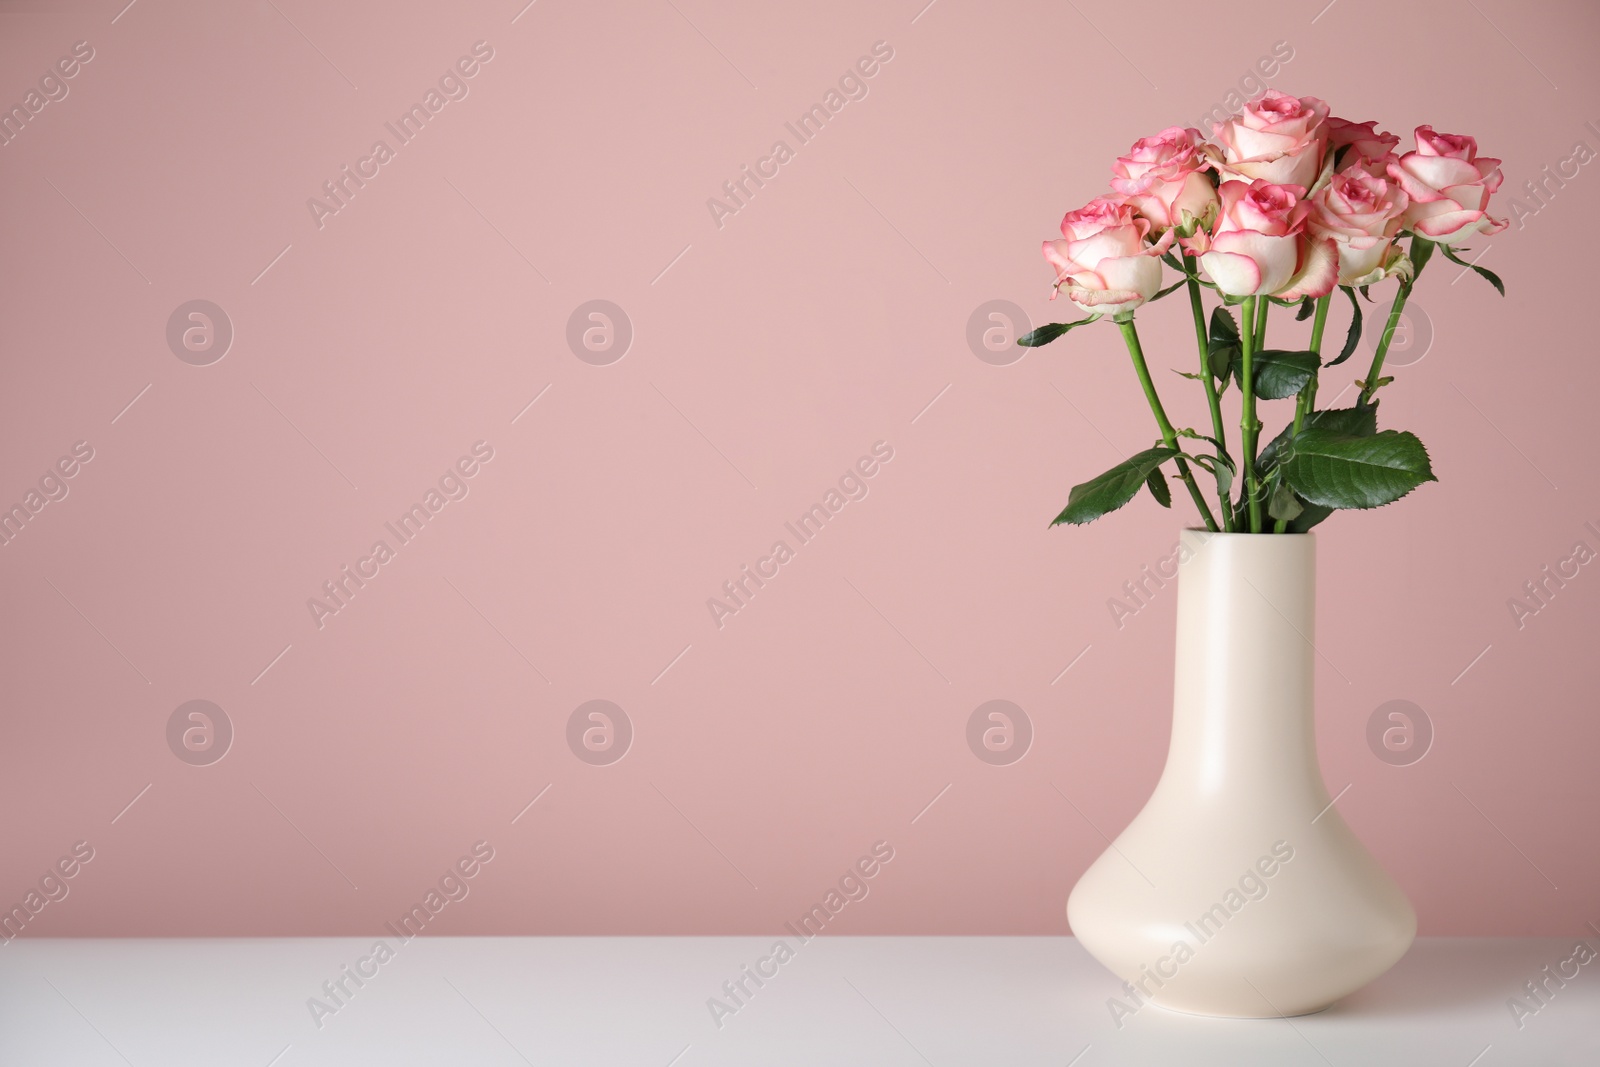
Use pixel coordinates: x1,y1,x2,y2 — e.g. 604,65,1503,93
1068,529,1415,1019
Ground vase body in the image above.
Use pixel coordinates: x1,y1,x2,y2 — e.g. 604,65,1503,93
1067,530,1414,1018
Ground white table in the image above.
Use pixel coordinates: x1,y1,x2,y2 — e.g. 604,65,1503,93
2,937,1594,1065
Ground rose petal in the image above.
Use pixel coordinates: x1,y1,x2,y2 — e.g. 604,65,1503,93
1199,249,1262,297
1065,285,1145,314
1042,239,1080,280
1403,155,1482,193
1095,254,1163,301
1333,238,1390,286
1278,236,1339,300
1211,230,1300,294
1412,208,1494,243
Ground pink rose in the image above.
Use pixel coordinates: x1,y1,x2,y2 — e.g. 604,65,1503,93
1388,126,1507,244
1207,91,1330,189
1309,167,1409,286
1042,197,1173,315
1326,118,1400,177
1110,126,1219,232
1191,179,1336,300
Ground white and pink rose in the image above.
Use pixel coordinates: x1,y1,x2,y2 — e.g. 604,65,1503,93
1388,126,1507,244
1207,91,1331,189
1110,126,1220,233
1188,179,1336,300
1309,167,1409,286
1041,197,1173,316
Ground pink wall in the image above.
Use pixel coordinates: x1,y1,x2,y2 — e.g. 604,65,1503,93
1,0,1595,939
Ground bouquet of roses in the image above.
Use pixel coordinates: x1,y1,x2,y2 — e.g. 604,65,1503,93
1027,91,1506,534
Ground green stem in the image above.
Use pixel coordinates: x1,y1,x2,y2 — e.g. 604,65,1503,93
1306,293,1331,395
1239,296,1262,532
1117,319,1220,533
1183,263,1234,532
1361,280,1411,405
1273,294,1331,533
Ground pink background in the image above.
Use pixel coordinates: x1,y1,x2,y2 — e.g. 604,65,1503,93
1,0,1595,939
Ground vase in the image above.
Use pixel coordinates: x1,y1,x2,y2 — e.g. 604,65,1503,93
1067,529,1415,1019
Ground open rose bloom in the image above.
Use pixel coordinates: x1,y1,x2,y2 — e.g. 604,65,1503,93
1188,179,1336,300
1042,198,1173,316
1310,168,1409,286
1207,91,1330,188
1109,127,1219,233
1388,126,1508,244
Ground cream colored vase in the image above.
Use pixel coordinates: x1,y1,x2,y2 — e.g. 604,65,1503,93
1068,530,1415,1018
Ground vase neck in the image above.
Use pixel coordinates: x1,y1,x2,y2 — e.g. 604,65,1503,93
1161,530,1324,797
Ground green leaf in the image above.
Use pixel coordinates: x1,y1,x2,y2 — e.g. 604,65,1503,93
1438,244,1506,296
1214,460,1233,497
1018,315,1100,347
1208,346,1233,385
1328,286,1363,367
1232,348,1321,400
1280,428,1437,511
1295,297,1315,321
1176,427,1225,452
1268,482,1304,522
1284,500,1332,532
1051,447,1179,526
1148,278,1186,303
1145,467,1172,508
1209,305,1239,345
1207,306,1240,383
1273,405,1382,531
1409,235,1436,280
1257,404,1378,473
1272,411,1396,530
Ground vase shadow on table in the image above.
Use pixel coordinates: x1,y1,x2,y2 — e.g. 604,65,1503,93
1317,939,1543,1019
